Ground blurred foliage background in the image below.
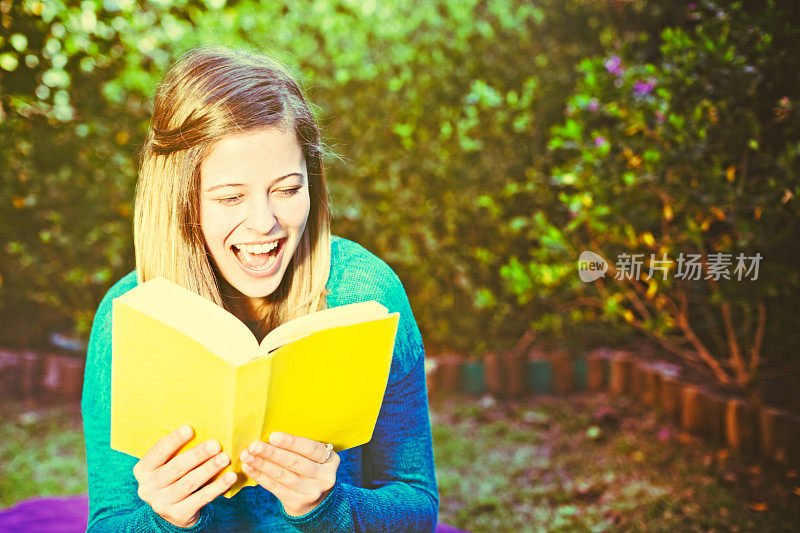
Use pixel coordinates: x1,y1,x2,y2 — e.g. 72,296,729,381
1,0,799,395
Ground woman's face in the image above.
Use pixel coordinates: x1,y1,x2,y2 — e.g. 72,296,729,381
199,127,310,308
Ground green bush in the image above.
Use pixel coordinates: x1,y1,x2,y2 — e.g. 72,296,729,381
0,0,607,353
2,0,798,391
502,1,800,387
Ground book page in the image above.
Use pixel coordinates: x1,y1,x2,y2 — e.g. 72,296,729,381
111,302,236,462
259,300,388,354
225,356,272,496
117,277,258,366
259,313,400,451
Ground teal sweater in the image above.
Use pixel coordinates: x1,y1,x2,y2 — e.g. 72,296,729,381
81,236,439,532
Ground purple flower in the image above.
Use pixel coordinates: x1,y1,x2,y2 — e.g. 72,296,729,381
588,98,599,112
604,55,623,76
634,79,655,95
688,2,696,10
594,136,606,147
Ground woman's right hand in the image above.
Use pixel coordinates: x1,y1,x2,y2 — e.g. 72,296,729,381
132,424,237,528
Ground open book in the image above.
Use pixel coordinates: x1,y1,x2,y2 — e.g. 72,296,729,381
110,277,399,497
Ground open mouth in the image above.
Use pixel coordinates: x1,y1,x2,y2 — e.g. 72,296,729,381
231,238,285,272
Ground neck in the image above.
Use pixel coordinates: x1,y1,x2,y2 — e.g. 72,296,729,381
218,279,265,325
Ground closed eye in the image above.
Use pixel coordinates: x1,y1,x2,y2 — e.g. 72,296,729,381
274,187,302,198
216,195,243,205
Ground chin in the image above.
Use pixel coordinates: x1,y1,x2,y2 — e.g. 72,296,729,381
238,281,282,299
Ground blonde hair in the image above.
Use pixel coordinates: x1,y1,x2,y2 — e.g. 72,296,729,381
134,44,330,335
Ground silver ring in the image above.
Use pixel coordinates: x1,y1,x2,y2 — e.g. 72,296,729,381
321,442,333,463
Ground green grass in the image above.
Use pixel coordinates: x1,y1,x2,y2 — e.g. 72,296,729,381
1,395,798,531
432,393,799,532
0,402,87,507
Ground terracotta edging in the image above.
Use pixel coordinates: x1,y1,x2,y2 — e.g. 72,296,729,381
503,350,527,398
424,349,799,468
609,350,634,395
0,349,85,403
587,348,611,392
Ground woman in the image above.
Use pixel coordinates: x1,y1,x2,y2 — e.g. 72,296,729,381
81,44,438,532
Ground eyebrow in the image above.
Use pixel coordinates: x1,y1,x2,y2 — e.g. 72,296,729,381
205,172,304,193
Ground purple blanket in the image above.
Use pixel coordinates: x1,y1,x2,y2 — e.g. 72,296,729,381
0,495,88,533
0,495,469,532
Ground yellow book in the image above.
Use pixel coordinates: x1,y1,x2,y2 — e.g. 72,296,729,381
110,277,399,497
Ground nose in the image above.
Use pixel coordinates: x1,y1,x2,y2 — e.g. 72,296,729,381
244,195,277,234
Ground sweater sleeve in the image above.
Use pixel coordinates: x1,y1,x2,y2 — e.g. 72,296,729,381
283,254,439,532
80,274,220,533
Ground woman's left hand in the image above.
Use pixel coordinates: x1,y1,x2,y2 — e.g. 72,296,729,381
240,432,339,517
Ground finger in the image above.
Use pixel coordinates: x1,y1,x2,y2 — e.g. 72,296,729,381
168,451,230,500
268,432,331,464
136,425,194,474
244,442,318,478
241,450,310,492
156,439,222,487
242,462,307,501
176,470,238,518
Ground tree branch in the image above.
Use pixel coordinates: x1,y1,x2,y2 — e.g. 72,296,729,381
675,285,732,384
720,301,746,385
750,302,766,374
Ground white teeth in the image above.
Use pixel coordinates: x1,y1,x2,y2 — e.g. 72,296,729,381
233,241,279,254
